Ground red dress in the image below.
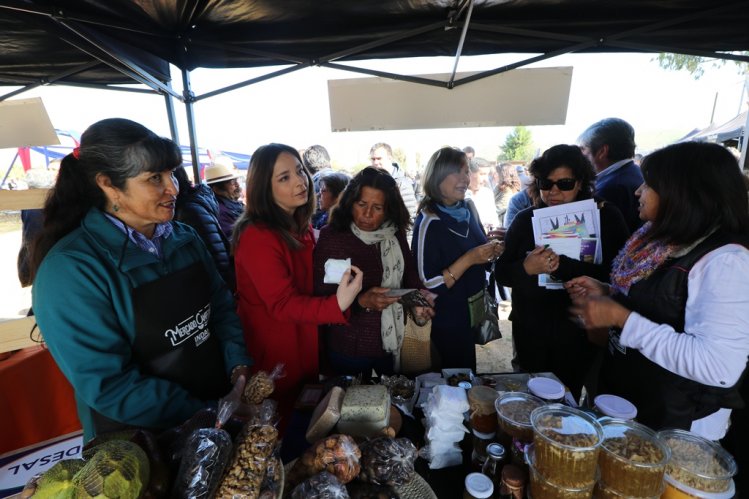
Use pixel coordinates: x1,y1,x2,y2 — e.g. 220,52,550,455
234,223,346,404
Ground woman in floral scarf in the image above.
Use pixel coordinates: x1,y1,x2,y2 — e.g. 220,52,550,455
567,142,749,441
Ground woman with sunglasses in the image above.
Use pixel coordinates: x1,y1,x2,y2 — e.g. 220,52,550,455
495,144,629,400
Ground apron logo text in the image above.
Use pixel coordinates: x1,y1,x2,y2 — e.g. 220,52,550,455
164,304,211,347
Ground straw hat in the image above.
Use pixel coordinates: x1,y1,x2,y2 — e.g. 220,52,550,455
204,156,239,185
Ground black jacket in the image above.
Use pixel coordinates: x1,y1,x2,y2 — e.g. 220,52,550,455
176,184,236,291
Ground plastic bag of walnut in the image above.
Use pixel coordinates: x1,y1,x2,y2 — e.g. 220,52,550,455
243,364,286,404
214,423,280,499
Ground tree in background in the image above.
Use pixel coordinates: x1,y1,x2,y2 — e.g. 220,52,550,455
657,52,749,79
499,126,534,161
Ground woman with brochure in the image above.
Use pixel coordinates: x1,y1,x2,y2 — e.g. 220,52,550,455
495,144,629,400
314,167,434,376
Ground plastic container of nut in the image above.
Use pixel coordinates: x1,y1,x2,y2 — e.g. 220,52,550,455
530,404,603,489
593,480,663,499
598,419,670,497
495,392,545,443
656,429,737,498
525,444,596,499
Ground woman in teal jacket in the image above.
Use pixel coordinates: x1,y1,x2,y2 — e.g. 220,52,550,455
29,118,252,442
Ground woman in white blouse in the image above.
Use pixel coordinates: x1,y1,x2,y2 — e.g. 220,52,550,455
567,141,749,440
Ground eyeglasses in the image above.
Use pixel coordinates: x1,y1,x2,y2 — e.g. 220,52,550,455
536,177,578,191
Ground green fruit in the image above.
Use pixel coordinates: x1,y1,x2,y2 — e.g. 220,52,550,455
32,459,86,499
72,440,149,499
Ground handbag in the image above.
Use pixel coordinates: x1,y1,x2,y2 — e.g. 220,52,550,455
475,264,502,345
400,314,432,374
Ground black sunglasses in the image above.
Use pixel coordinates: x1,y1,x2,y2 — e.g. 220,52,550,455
537,177,578,191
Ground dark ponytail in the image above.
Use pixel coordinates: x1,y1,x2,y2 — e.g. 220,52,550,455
27,118,181,282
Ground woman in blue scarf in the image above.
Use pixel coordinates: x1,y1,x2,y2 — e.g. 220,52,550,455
412,147,503,371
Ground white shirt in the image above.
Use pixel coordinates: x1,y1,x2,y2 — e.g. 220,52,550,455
620,244,749,439
466,187,500,229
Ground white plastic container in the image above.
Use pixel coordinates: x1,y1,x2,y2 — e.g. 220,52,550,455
593,394,638,420
528,377,565,402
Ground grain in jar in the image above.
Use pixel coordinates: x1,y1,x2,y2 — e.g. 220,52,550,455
598,419,669,497
530,404,602,489
495,392,544,443
656,429,737,496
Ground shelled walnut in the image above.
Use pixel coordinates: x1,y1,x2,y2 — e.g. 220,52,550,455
215,424,279,499
243,371,276,404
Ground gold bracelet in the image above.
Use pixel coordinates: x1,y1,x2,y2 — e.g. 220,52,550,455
446,268,457,282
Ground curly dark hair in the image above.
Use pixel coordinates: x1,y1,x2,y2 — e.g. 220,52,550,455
527,144,595,204
329,167,411,232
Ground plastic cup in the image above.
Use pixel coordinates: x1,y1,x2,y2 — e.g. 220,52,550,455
598,418,670,497
657,429,737,495
530,404,603,489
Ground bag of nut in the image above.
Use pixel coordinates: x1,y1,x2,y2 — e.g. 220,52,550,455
286,434,362,492
290,471,350,499
215,423,280,499
243,364,286,404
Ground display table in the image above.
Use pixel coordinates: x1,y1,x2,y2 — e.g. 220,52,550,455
0,347,80,455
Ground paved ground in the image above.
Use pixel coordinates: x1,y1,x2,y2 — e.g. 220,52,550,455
476,303,514,374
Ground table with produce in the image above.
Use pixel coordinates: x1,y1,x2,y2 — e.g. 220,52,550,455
16,368,739,499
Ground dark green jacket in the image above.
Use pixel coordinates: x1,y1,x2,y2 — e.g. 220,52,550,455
32,208,251,441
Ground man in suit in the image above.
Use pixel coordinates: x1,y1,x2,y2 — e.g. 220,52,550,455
578,118,644,232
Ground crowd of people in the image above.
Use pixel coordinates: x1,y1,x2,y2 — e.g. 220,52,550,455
22,116,749,491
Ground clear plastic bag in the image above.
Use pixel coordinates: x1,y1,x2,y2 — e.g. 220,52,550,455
214,423,279,499
171,427,233,498
287,434,362,490
291,471,351,499
242,364,286,404
358,437,417,487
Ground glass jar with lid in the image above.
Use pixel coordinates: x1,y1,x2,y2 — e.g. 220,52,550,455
498,463,526,499
464,472,494,499
471,429,496,470
481,442,508,489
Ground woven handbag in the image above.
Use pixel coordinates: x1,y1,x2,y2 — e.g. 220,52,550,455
400,317,432,374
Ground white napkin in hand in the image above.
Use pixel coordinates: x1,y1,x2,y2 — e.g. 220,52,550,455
324,258,351,284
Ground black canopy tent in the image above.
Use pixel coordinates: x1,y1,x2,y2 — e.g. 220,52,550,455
2,0,749,178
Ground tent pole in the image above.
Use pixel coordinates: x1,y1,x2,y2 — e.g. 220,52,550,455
740,111,748,171
181,69,201,182
449,0,474,88
164,81,180,145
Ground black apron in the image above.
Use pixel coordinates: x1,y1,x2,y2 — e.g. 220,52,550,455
91,262,228,434
601,232,749,430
